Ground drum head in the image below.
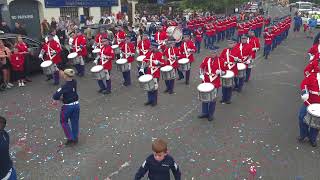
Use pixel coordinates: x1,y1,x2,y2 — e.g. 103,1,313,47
139,74,153,83
172,28,182,41
68,52,78,59
92,49,101,53
197,83,215,92
222,70,235,78
237,63,246,70
161,65,173,72
41,61,53,68
307,104,320,117
116,58,128,65
90,65,103,73
178,58,189,64
137,55,146,62
111,45,119,49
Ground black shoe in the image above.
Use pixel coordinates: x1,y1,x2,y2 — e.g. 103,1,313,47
72,138,78,145
226,101,231,104
208,116,214,121
25,78,32,82
178,77,183,80
102,90,111,94
45,77,52,81
168,91,174,94
310,140,317,147
123,82,129,86
163,89,169,93
185,81,189,85
64,140,73,146
144,101,152,106
98,89,104,93
151,103,157,107
297,136,306,143
198,114,208,119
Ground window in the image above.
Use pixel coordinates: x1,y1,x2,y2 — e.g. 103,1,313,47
60,7,79,20
100,7,111,16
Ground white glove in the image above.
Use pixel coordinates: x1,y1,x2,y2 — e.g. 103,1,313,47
301,94,309,102
215,69,221,75
120,53,123,58
139,68,144,74
94,59,98,64
200,74,204,80
38,54,43,59
154,60,159,65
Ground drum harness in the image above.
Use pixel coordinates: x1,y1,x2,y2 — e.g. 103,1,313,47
168,48,177,66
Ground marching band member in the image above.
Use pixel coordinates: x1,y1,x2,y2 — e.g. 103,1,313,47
199,46,224,121
179,30,196,85
52,69,80,146
163,38,180,94
220,37,238,104
307,36,320,61
45,29,61,45
154,24,167,52
95,38,115,94
194,27,203,53
304,57,320,77
72,29,87,77
114,25,126,45
233,35,252,92
119,35,135,86
138,33,151,55
140,42,165,106
298,72,320,147
39,34,63,85
263,28,273,59
246,30,260,82
93,28,108,49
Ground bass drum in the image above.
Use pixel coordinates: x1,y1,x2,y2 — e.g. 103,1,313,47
166,26,183,42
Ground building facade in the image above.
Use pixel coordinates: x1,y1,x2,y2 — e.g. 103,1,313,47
0,0,122,39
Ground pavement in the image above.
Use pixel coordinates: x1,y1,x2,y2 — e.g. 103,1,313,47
1,5,319,180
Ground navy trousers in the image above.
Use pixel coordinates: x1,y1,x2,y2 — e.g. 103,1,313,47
264,44,271,58
201,101,216,118
97,79,111,92
75,64,85,77
53,71,60,85
147,90,158,105
165,79,175,93
122,70,131,86
245,68,252,82
222,87,232,102
299,104,319,144
234,77,245,91
60,103,80,141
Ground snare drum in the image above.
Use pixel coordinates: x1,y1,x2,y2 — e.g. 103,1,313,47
41,61,57,75
138,74,155,91
116,59,130,72
112,45,120,54
237,63,246,78
178,58,190,71
197,83,217,102
90,65,106,80
68,52,80,65
92,49,101,54
304,103,320,129
136,55,146,67
160,65,176,80
221,70,235,87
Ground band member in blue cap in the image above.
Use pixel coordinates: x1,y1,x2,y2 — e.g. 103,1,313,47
53,69,80,146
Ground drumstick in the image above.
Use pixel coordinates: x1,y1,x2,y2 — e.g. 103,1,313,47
306,100,311,105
